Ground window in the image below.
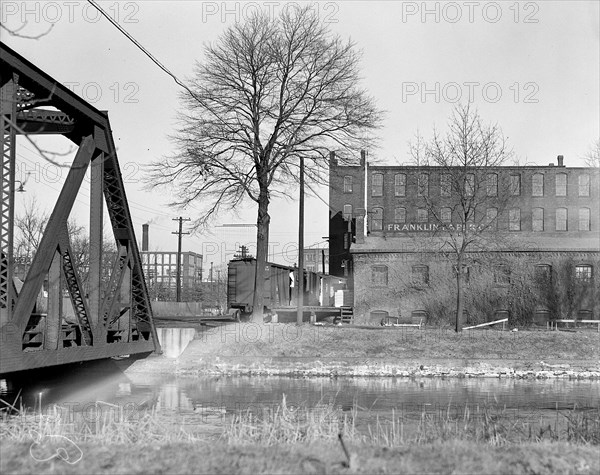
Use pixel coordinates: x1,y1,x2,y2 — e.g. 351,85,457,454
465,173,475,196
343,204,352,221
486,208,498,229
394,207,406,224
579,174,590,197
417,208,428,223
371,207,383,231
417,173,429,197
343,176,353,193
509,208,521,231
394,173,406,197
440,207,452,223
494,265,510,285
556,208,568,231
532,208,544,232
486,173,498,196
535,264,552,283
510,174,521,196
440,173,452,197
412,265,429,284
575,265,593,283
372,173,383,197
532,173,544,196
579,208,591,231
555,173,567,196
372,266,388,286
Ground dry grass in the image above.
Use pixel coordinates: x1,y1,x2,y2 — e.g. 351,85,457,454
181,323,600,361
0,402,218,444
2,396,599,474
226,396,600,447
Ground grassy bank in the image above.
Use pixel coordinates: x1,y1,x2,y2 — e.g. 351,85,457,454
126,324,600,377
1,400,599,474
181,324,600,360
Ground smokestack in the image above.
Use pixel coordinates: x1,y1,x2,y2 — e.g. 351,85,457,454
329,150,337,166
142,224,149,251
557,155,564,167
360,150,366,167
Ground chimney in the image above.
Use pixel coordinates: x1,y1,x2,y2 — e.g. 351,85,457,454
142,224,149,251
557,155,564,167
329,151,337,167
360,150,366,167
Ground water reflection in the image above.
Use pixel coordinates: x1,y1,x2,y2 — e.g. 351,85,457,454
3,367,598,434
156,328,196,358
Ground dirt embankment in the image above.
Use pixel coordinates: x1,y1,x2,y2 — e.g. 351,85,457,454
129,324,600,379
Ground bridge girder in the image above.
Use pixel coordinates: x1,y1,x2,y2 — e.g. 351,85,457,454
0,42,160,375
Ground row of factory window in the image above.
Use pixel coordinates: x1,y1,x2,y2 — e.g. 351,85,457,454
343,173,592,198
343,205,592,232
343,204,591,232
371,263,594,287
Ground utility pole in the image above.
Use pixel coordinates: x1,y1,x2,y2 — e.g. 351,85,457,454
210,261,214,296
172,217,190,302
297,155,304,325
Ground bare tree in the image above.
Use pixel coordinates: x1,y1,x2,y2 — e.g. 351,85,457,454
14,198,49,266
14,199,116,294
410,104,514,332
583,139,600,168
148,6,381,321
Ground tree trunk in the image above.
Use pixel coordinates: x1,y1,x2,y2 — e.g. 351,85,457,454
251,186,270,322
455,260,464,332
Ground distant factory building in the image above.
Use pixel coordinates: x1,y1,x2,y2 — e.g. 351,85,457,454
329,152,599,325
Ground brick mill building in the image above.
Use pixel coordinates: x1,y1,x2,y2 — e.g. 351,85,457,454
329,152,600,325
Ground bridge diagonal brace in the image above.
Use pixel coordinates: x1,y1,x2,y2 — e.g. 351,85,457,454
99,245,131,336
11,135,95,334
58,226,94,346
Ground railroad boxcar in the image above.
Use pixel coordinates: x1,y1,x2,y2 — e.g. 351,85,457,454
227,257,341,315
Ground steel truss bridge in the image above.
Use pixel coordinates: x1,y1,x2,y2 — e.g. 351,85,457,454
0,42,160,376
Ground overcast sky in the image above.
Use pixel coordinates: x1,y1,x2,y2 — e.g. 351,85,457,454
2,1,599,267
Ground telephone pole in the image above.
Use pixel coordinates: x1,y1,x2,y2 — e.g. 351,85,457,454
297,155,304,325
172,217,190,302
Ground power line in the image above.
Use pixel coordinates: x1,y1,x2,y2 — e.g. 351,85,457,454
86,0,197,98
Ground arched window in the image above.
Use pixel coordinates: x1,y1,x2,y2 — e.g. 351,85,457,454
486,208,498,229
465,173,475,196
579,208,591,231
535,264,552,283
510,174,521,195
556,207,568,231
579,174,590,197
417,173,429,197
486,173,498,196
417,208,428,223
394,207,406,224
371,266,388,286
412,265,429,284
532,173,544,196
343,204,352,221
494,265,510,285
440,173,452,197
575,265,593,283
532,208,544,232
371,207,383,231
509,208,521,231
440,207,452,223
555,173,567,196
343,176,353,193
372,173,383,197
394,173,406,197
